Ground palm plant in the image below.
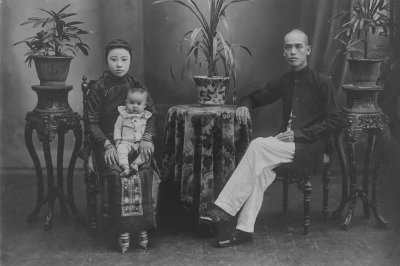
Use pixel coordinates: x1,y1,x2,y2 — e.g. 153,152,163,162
153,0,253,84
13,4,90,66
331,0,391,59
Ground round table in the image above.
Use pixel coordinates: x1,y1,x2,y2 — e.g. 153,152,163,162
161,104,252,218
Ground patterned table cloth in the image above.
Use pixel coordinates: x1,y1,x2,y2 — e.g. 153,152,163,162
161,104,252,217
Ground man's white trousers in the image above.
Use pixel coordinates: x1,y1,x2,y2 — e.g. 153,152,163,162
215,136,295,233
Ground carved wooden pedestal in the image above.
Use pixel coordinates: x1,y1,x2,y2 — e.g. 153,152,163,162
25,85,83,230
332,84,389,230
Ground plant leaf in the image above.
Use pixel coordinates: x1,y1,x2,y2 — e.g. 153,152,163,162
56,4,71,15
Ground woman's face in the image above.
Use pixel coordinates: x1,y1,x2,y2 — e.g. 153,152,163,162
107,48,131,77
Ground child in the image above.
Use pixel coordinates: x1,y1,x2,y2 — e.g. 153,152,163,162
114,87,152,176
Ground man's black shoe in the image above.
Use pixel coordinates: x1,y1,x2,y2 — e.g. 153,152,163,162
199,202,232,224
216,229,252,248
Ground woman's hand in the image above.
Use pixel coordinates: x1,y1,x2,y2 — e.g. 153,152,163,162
236,106,250,124
139,140,154,162
104,144,119,164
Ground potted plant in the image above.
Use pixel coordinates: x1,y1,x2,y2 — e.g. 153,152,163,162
330,0,391,84
14,4,90,85
153,0,253,105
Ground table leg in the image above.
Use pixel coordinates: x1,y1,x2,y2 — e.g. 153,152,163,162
361,132,374,218
67,124,84,224
370,130,388,228
332,131,348,219
342,142,356,230
43,140,55,230
25,123,45,223
57,131,69,217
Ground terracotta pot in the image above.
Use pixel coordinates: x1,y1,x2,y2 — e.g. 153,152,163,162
33,56,73,85
193,76,230,105
347,58,382,85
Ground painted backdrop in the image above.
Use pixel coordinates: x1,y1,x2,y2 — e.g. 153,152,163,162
1,0,350,168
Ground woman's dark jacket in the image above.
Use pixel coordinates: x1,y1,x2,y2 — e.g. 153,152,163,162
240,66,341,171
87,71,157,147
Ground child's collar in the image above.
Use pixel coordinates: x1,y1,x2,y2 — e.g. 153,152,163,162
117,106,152,119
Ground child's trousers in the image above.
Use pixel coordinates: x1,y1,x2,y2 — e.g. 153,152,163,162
117,141,141,167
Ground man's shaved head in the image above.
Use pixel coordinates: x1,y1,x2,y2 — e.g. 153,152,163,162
284,29,309,46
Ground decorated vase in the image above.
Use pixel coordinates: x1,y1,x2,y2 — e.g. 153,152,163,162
193,76,230,105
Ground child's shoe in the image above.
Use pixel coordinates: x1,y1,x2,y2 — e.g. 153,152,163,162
120,165,131,176
130,163,139,175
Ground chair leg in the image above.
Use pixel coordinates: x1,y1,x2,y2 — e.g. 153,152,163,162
100,176,109,218
85,171,98,235
303,174,312,234
283,178,289,214
321,157,331,221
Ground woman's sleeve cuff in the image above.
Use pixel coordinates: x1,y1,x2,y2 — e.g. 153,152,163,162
142,133,153,142
104,139,112,148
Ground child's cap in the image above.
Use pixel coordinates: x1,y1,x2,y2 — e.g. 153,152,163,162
105,39,132,62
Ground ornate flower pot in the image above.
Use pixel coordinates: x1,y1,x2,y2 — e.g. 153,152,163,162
347,58,382,85
193,76,230,105
342,84,383,114
33,56,73,86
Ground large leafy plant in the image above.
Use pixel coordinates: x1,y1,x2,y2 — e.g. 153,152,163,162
13,4,90,66
153,0,253,85
330,0,391,59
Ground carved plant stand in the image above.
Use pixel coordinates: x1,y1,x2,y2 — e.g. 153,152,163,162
332,84,389,230
25,85,83,230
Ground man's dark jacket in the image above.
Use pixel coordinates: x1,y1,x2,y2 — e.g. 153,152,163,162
240,65,341,171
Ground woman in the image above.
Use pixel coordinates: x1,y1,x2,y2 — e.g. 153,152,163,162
87,39,159,253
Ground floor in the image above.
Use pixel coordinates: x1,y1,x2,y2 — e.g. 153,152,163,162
1,147,400,266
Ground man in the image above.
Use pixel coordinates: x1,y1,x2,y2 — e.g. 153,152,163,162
200,29,341,248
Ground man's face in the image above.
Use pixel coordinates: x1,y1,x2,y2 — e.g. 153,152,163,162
107,48,131,77
283,31,311,71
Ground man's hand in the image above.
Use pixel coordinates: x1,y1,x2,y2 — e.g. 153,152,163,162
275,130,294,142
104,144,119,164
236,106,250,124
139,140,154,162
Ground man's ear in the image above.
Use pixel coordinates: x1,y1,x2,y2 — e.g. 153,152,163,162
125,98,128,104
306,45,311,55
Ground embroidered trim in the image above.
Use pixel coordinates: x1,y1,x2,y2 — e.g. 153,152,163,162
121,175,143,217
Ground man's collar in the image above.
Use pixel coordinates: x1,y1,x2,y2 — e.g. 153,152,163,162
292,65,310,79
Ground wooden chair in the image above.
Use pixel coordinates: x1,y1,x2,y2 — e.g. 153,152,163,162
79,76,109,235
274,137,333,234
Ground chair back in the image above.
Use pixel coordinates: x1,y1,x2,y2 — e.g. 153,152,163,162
81,76,96,151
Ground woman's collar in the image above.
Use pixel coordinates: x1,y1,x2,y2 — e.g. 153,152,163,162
104,70,129,84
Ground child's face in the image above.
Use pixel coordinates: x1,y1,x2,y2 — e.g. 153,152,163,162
126,91,147,114
107,48,131,77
